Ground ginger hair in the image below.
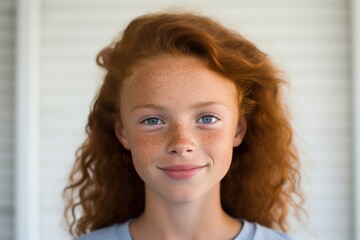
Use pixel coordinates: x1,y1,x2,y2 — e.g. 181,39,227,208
63,12,304,237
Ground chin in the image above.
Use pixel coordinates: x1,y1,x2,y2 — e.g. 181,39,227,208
160,183,218,204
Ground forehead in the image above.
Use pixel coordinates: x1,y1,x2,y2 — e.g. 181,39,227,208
120,55,238,108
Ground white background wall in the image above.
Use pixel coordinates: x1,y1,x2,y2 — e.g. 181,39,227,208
0,0,356,239
352,0,360,239
0,0,15,240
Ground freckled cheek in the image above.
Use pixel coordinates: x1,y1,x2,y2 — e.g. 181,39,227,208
199,131,221,148
128,132,165,162
199,130,234,166
126,133,165,181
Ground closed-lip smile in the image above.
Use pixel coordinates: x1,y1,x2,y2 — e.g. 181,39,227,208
159,164,207,180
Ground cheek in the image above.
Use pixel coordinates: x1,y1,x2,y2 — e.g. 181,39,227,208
199,129,234,163
127,132,164,165
202,123,236,147
129,130,160,150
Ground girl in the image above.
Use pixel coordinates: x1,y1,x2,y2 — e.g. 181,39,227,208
64,12,303,240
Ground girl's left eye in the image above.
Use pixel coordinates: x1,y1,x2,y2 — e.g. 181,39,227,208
196,115,219,124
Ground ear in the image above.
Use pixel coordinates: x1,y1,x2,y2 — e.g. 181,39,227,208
114,117,130,150
233,116,247,147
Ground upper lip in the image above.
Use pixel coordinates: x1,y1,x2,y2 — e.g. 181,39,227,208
159,164,207,171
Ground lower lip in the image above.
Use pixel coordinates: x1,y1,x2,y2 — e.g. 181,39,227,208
161,166,206,180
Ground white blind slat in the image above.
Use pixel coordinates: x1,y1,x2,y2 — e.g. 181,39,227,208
0,0,15,240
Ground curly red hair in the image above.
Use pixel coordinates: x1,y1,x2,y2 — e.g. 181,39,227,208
64,12,304,237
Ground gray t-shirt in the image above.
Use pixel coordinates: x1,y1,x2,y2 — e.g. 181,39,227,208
76,220,294,240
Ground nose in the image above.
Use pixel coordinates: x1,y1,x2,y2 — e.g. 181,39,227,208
167,125,195,156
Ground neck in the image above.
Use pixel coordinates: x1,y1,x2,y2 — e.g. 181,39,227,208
130,184,241,240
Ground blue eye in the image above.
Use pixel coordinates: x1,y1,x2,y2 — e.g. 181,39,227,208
142,117,164,125
197,115,218,124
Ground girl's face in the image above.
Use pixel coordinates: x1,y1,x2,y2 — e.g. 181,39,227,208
115,55,246,203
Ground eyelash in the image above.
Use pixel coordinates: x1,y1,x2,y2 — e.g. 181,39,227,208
140,114,220,126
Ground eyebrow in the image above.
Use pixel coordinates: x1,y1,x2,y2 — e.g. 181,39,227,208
130,101,229,112
130,103,166,112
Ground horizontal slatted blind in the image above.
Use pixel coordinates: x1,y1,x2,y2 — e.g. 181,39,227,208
0,0,15,240
40,0,351,239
